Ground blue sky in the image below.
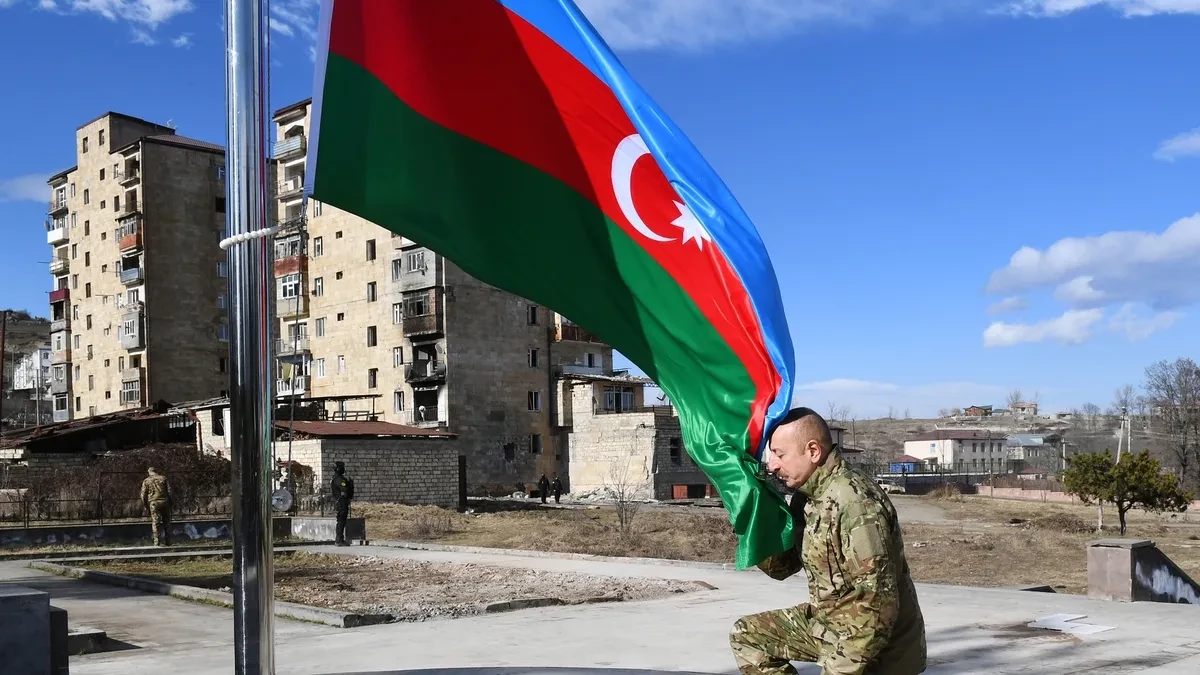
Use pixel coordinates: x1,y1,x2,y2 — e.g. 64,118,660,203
1,0,1198,418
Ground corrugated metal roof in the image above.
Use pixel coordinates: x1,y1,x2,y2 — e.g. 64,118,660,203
909,429,1006,441
275,420,454,439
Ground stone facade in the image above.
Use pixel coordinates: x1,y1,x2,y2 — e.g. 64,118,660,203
268,99,613,494
560,377,709,500
284,438,457,507
45,112,228,422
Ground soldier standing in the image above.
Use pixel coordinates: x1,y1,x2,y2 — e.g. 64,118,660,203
551,474,563,504
140,467,172,547
730,407,926,675
537,474,550,504
330,461,354,546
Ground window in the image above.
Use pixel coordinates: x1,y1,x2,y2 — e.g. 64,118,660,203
215,165,226,181
278,273,301,299
406,250,425,271
527,391,542,412
219,357,228,373
336,312,345,322
100,168,106,181
74,335,81,349
85,283,92,298
315,318,326,337
85,252,90,267
366,326,377,347
74,365,80,381
218,262,229,278
335,271,343,280
100,200,105,210
99,129,105,145
82,137,89,153
83,189,90,204
335,231,343,239
71,244,77,259
122,317,135,336
313,200,323,217
100,231,106,241
73,305,79,320
70,183,76,197
403,294,427,317
127,289,140,305
972,443,977,453
528,348,539,368
72,212,78,228
105,391,112,400
88,375,94,391
87,345,93,360
313,277,324,296
366,239,376,261
121,381,140,404
119,357,125,371
528,305,540,325
586,352,597,368
389,347,404,368
312,237,323,257
103,326,110,335
391,259,403,281
102,264,108,274
309,358,324,378
366,282,377,302
215,197,226,213
218,323,229,341
394,390,405,413
218,294,227,310
274,236,302,260
530,434,543,455
392,303,403,325
670,438,683,466
337,355,345,374
367,368,378,389
86,314,93,330
113,195,120,211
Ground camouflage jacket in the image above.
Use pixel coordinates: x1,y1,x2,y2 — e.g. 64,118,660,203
758,453,926,675
140,474,171,505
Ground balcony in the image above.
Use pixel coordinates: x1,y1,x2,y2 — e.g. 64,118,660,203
405,360,446,384
49,257,69,275
53,408,70,423
273,254,307,277
274,135,307,160
118,219,143,252
120,374,144,406
402,311,444,338
410,405,444,427
121,198,141,216
48,198,68,216
556,322,604,344
277,294,308,319
117,166,140,186
49,288,70,304
276,176,304,201
277,336,310,356
51,348,71,365
119,266,144,286
277,376,309,397
120,308,144,350
50,318,70,333
47,224,68,245
50,376,70,395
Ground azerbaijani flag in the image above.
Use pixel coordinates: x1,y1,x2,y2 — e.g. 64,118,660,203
306,0,797,568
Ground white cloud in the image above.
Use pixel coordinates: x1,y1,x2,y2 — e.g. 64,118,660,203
1108,303,1183,341
0,173,51,202
987,296,1028,315
987,212,1200,311
794,379,1009,419
62,0,193,27
983,308,1105,347
171,31,190,47
131,27,154,44
1154,128,1200,162
36,0,58,10
268,16,294,37
1002,0,1200,17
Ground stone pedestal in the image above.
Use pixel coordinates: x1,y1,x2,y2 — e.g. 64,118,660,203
1087,538,1200,605
0,585,51,675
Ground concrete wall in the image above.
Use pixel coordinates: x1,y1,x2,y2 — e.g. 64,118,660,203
286,437,458,507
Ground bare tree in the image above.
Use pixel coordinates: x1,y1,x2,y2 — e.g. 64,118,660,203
949,407,962,417
825,401,850,423
937,408,950,419
903,407,911,420
1006,389,1023,410
1142,358,1200,487
1080,403,1102,431
886,405,895,420
1111,384,1136,415
606,457,649,537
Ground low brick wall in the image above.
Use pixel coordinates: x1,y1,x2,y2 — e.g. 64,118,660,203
0,516,363,548
976,486,1200,512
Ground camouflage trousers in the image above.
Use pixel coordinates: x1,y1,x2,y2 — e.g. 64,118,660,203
149,500,170,545
730,603,838,675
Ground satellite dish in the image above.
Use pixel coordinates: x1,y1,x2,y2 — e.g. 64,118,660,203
271,488,293,512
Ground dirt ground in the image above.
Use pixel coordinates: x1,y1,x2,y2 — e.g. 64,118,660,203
77,552,709,621
357,495,1200,595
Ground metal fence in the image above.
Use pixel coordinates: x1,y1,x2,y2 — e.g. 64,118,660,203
0,470,231,528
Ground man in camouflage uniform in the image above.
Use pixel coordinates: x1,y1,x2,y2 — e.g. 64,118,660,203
730,407,926,675
140,467,172,547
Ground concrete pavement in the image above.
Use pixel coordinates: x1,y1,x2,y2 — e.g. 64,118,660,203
3,543,1198,674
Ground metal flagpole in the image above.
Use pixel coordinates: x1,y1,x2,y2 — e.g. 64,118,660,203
222,0,275,672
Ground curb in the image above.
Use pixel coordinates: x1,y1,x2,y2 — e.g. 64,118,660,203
364,539,744,571
43,543,331,566
28,560,389,629
0,543,237,563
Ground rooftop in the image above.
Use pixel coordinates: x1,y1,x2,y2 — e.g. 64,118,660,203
275,420,454,439
909,429,1007,442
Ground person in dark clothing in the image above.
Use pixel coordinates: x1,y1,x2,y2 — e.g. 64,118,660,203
330,461,355,546
551,475,563,504
537,474,550,504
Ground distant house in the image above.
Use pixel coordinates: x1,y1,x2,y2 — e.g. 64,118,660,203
904,429,1008,472
888,455,923,473
1012,402,1039,417
1005,433,1061,472
964,405,993,417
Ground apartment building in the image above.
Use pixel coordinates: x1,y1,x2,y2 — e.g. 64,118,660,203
271,99,613,493
44,112,230,422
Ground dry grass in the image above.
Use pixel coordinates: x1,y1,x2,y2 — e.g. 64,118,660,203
922,484,965,502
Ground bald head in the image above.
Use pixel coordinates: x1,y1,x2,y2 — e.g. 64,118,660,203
765,407,834,489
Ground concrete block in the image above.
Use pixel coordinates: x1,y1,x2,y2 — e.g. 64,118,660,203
49,606,69,674
1087,539,1200,605
0,585,51,675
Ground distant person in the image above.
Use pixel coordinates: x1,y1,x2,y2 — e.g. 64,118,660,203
537,474,550,504
140,467,172,547
730,407,926,675
330,461,355,546
551,475,563,505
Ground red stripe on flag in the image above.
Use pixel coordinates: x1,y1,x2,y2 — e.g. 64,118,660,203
328,0,779,449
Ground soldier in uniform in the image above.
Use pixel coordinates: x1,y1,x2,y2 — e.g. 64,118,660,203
537,474,550,504
730,407,926,675
330,461,354,546
551,474,563,504
140,466,172,547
